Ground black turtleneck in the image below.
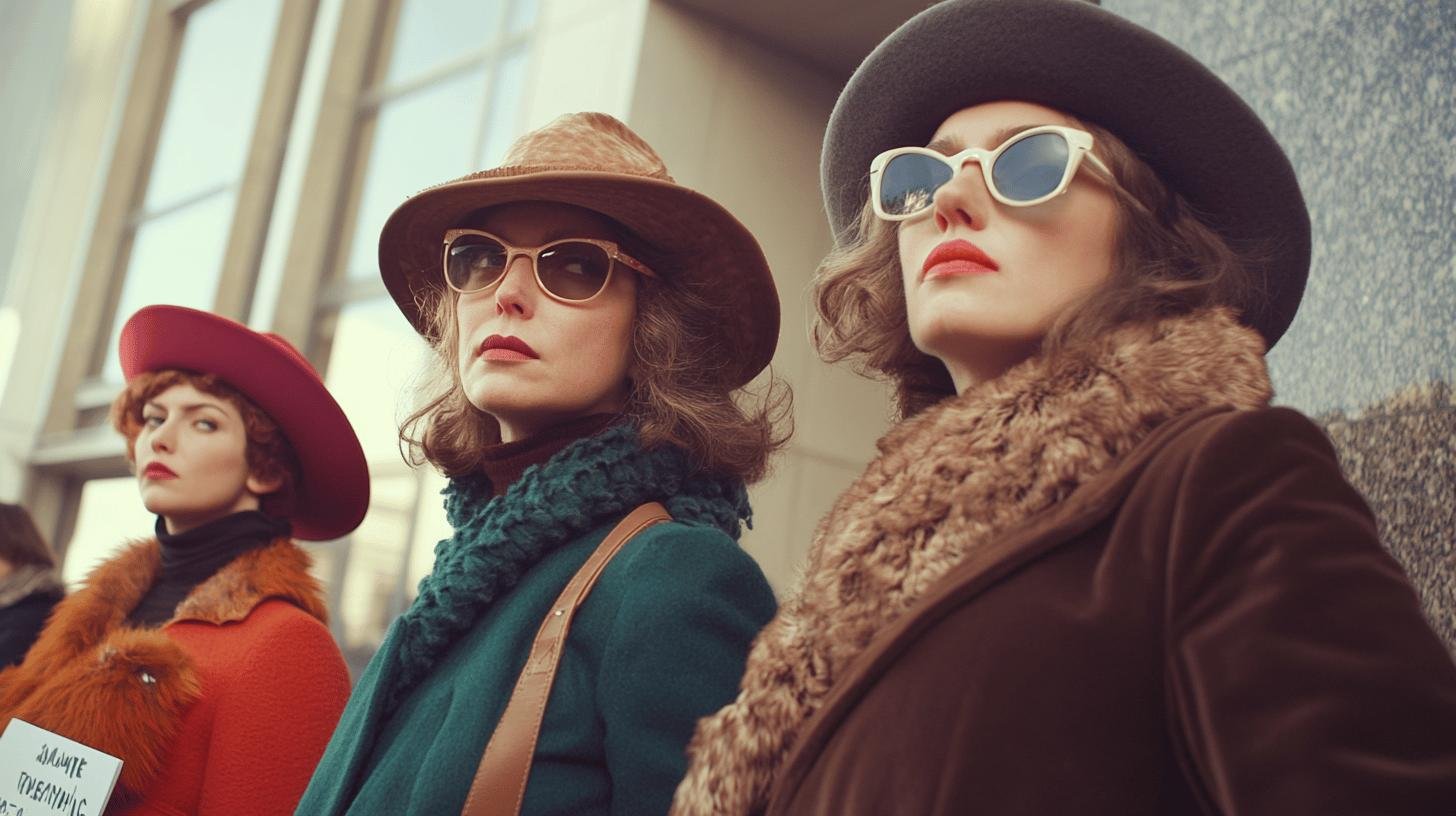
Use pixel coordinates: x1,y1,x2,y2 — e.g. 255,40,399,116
126,510,291,628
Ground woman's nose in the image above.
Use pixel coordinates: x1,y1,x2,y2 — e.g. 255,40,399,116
931,159,992,232
149,423,175,453
493,255,536,317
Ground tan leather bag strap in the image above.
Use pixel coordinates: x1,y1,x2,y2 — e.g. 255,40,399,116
460,501,672,816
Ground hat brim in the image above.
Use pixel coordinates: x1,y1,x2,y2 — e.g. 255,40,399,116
119,306,370,541
378,167,780,389
822,0,1310,348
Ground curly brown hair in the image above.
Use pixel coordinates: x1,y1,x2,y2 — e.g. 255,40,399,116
399,223,791,484
110,370,300,518
812,117,1260,418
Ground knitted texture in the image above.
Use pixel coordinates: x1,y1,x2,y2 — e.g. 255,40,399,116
386,422,750,709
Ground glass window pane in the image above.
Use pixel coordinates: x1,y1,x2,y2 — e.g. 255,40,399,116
321,297,438,649
344,67,490,279
63,477,155,587
477,44,530,168
102,193,237,382
506,0,539,36
384,0,504,85
322,297,433,464
144,0,284,211
407,468,451,596
250,0,346,329
337,470,418,649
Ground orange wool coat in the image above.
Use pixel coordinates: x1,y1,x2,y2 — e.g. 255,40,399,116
0,537,349,815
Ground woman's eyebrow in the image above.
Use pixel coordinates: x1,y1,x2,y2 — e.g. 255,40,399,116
144,401,228,415
926,123,1039,154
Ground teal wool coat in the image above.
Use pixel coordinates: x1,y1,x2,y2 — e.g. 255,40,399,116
298,426,776,815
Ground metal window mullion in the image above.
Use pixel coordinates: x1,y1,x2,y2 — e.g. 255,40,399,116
79,1,192,384
213,0,324,323
386,466,428,621
356,29,531,112
124,181,235,229
466,0,522,167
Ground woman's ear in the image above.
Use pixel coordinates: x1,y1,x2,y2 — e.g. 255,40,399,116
246,470,285,497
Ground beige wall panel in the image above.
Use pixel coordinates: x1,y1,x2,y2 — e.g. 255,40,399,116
784,455,864,588
794,346,891,465
627,1,890,588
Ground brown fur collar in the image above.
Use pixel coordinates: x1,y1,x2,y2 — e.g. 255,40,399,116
672,308,1272,814
0,537,326,800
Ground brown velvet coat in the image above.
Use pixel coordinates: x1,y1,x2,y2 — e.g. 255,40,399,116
674,309,1456,815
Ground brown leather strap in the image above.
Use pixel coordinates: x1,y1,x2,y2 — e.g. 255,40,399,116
461,502,672,816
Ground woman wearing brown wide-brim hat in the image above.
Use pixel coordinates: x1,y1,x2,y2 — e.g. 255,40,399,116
0,305,368,814
674,1,1456,814
299,112,788,816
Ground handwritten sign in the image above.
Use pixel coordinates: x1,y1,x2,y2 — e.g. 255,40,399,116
0,719,121,816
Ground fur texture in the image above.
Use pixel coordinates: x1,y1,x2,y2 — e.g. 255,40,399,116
671,308,1273,814
0,537,327,801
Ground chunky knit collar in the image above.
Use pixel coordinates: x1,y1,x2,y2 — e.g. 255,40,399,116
385,421,751,709
673,307,1274,814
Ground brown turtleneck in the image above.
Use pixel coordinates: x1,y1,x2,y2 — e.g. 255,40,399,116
479,413,618,497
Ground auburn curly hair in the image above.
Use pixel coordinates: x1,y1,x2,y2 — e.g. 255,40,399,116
812,117,1261,418
110,370,300,518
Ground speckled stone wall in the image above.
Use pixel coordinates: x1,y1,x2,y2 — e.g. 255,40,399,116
1103,0,1455,650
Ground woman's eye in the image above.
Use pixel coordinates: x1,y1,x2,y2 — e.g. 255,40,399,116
195,419,218,431
142,415,163,428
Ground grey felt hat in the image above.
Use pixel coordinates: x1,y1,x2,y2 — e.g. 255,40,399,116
821,0,1310,348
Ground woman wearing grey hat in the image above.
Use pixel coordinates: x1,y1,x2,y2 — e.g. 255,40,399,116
673,1,1456,814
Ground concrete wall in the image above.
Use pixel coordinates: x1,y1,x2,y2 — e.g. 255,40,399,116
1105,0,1456,648
628,1,892,591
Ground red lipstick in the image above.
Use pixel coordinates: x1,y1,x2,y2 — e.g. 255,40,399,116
143,462,177,480
480,334,539,362
922,239,999,281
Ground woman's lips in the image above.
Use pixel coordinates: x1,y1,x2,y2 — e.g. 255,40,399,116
479,334,539,362
922,239,999,281
142,463,177,480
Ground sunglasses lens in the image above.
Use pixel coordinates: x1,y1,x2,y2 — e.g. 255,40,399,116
537,242,613,301
880,152,954,217
992,132,1072,202
446,234,509,292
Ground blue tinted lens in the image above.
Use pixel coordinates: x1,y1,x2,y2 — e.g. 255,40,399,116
880,152,954,216
992,132,1071,201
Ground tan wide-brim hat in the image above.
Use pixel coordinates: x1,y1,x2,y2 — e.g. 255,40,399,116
378,112,779,389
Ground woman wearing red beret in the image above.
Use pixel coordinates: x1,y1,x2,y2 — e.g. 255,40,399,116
0,305,370,814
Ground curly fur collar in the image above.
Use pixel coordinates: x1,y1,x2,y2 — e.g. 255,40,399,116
384,422,752,709
673,308,1273,814
0,536,326,800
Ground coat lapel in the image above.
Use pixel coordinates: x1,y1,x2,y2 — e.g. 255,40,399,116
766,406,1232,809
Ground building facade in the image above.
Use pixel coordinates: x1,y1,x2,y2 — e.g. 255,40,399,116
2,0,1450,674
